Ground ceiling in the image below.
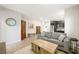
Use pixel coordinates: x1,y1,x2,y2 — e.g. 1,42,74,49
1,4,76,18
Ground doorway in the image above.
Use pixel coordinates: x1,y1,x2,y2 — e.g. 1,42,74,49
21,20,26,40
36,26,41,34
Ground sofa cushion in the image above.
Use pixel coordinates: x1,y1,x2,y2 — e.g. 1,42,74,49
41,36,49,40
51,33,60,39
45,32,51,38
58,34,65,41
41,32,45,37
48,39,59,44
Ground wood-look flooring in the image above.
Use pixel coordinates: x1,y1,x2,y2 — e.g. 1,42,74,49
6,37,35,54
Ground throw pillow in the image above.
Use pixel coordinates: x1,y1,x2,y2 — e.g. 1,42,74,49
58,34,65,41
45,32,51,38
51,33,60,39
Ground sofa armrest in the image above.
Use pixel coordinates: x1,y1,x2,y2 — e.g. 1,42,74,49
63,38,70,52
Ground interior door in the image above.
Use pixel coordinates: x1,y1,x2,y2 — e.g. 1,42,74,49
21,20,26,40
36,26,41,34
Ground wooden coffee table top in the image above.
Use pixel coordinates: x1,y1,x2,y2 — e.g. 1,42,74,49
31,39,58,54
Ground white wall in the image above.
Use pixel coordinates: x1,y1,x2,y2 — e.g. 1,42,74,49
28,19,42,34
26,16,42,34
26,17,51,33
65,5,79,39
32,20,42,33
0,8,21,45
41,19,50,32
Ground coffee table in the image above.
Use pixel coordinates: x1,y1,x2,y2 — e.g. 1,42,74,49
31,39,58,54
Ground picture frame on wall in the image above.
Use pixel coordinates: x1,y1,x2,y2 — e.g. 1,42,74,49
50,20,64,33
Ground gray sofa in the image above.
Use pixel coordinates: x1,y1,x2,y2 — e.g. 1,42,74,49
37,32,70,53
